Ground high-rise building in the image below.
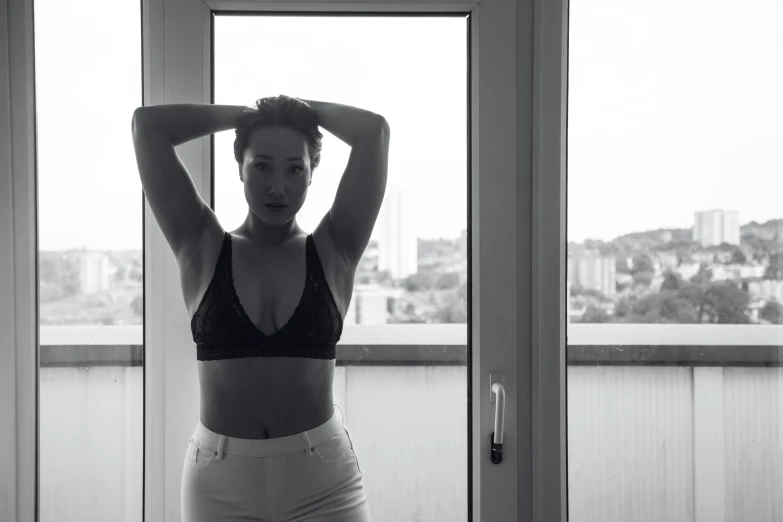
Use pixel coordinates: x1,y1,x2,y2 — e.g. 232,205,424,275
693,210,740,246
747,280,783,304
79,252,111,294
343,284,405,325
378,184,418,279
567,245,616,298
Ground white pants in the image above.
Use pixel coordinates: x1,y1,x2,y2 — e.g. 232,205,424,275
181,404,371,522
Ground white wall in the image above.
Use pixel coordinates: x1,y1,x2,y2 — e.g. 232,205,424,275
39,364,783,522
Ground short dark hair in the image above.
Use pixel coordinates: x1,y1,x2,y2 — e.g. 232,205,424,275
234,95,323,173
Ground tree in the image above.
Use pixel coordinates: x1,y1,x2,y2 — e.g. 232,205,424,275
435,272,460,290
660,271,682,292
582,288,609,301
704,282,752,323
630,253,654,274
760,301,783,324
401,272,438,292
578,304,609,323
432,291,467,323
680,280,751,324
690,264,713,285
632,271,654,286
376,270,394,286
730,248,747,264
113,266,127,282
614,291,698,323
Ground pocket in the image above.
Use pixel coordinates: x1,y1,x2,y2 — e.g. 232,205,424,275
312,428,353,462
185,438,217,471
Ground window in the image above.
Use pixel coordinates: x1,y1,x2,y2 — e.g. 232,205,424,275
213,15,470,519
34,0,143,518
567,0,783,519
214,15,468,327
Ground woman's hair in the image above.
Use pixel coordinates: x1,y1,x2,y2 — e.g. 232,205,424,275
234,95,323,173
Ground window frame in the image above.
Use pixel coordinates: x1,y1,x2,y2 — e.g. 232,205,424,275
2,0,39,520
531,0,569,518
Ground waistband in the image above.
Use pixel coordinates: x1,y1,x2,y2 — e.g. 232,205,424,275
190,403,346,459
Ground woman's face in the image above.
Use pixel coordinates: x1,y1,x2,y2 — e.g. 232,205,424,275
239,125,312,225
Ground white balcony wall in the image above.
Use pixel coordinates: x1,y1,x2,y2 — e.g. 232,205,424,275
41,362,783,522
567,366,695,522
38,325,783,522
39,362,468,522
724,368,783,520
39,367,143,522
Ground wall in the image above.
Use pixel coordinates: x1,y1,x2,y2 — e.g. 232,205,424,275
39,364,783,521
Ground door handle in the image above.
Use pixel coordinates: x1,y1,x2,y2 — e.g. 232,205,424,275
490,379,505,464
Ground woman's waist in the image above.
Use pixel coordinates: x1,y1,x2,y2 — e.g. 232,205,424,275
198,385,335,438
193,402,343,450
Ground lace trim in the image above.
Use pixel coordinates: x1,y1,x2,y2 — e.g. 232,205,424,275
191,231,343,360
197,343,336,361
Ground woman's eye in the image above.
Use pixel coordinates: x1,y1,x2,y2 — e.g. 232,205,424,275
255,163,303,174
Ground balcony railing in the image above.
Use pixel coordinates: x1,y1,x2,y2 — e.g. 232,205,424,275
568,324,783,366
39,324,469,366
39,324,783,367
37,324,783,521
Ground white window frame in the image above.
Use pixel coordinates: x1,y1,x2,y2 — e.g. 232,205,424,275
532,0,569,518
0,0,570,520
2,0,39,521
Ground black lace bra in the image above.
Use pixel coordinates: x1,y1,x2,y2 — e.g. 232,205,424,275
191,231,343,361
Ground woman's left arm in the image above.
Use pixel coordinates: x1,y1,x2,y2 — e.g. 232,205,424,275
301,98,390,267
301,99,388,146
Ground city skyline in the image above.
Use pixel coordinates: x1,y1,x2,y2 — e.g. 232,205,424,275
40,204,781,253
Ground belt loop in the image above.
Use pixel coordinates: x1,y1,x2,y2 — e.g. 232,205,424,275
216,435,225,460
302,430,313,456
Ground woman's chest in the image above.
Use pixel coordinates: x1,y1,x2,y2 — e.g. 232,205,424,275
231,236,349,335
183,230,353,332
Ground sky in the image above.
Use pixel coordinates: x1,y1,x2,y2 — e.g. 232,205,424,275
568,0,783,242
212,16,467,241
34,8,467,251
32,0,782,251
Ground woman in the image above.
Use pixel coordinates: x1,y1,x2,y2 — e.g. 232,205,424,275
131,94,390,521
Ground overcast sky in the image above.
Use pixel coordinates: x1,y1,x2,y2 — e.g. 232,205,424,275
568,0,783,242
33,0,782,251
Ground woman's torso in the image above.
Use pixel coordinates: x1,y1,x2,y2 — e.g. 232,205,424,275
178,223,355,439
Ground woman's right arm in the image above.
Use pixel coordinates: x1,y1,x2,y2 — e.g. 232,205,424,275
131,103,246,261
132,103,246,146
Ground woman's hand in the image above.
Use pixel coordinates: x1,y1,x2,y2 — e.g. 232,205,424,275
290,99,386,146
238,96,318,129
290,97,320,126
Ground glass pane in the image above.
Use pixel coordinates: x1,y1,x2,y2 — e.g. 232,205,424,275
34,0,143,519
567,0,783,520
214,15,469,521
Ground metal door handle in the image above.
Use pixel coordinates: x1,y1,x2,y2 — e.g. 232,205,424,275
490,381,505,464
